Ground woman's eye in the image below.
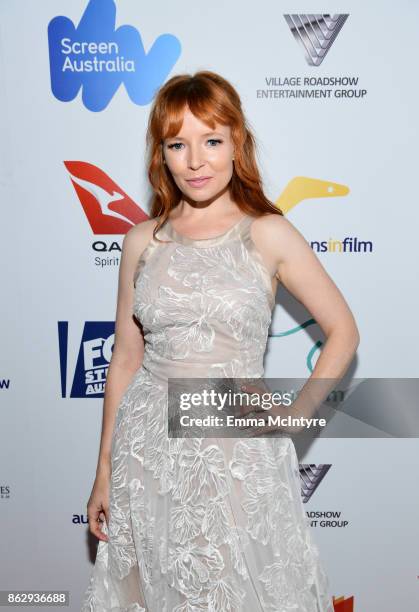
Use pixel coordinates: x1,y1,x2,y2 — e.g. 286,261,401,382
167,139,223,150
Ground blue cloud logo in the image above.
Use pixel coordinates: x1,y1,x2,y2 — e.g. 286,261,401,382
48,0,181,111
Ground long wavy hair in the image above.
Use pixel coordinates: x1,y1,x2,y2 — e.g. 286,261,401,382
146,70,283,240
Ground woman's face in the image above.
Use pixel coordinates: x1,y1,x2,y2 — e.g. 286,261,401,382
162,106,235,201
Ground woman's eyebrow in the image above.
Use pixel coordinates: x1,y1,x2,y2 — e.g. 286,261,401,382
166,132,223,141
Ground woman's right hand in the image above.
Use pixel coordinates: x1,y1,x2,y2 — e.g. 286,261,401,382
86,468,111,542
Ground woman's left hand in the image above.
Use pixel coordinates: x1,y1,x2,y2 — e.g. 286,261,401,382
237,382,285,437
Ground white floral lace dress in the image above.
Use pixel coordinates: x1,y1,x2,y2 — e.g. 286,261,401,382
81,214,334,612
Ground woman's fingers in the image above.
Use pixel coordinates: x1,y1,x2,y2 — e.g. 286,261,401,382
87,505,109,542
239,383,272,416
237,383,284,435
103,505,110,530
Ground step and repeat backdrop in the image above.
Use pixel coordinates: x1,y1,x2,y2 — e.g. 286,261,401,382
1,1,418,610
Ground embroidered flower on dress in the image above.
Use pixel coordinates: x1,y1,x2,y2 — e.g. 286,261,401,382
172,439,229,505
167,541,224,598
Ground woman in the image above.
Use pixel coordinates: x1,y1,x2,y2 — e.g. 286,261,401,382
81,71,359,611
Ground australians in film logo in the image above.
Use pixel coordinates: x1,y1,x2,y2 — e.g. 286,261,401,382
310,236,372,254
47,0,181,111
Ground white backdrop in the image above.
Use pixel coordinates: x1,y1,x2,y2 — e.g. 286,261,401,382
1,1,418,610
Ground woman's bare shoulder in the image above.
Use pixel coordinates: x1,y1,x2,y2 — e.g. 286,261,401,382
250,212,310,261
127,216,161,238
251,212,300,241
123,217,161,251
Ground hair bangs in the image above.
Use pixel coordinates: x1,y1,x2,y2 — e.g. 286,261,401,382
161,85,231,141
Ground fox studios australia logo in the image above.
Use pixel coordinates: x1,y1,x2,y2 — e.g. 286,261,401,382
58,321,115,398
47,0,181,111
284,14,349,66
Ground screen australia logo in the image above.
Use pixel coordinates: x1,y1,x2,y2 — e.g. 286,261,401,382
284,14,349,65
48,0,181,111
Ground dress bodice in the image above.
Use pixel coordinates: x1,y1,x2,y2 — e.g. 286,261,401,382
133,213,275,383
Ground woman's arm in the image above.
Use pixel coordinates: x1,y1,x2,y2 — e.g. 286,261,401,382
261,213,360,375
95,219,156,477
242,214,360,434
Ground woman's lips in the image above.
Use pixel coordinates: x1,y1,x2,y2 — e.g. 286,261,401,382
186,177,212,188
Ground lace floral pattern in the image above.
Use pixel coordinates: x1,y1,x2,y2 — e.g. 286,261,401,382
81,215,334,611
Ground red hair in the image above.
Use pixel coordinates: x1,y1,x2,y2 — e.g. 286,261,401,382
146,70,283,239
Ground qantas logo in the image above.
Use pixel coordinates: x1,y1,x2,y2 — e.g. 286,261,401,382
65,161,148,233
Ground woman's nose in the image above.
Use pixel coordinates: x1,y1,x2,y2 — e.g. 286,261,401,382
187,145,205,169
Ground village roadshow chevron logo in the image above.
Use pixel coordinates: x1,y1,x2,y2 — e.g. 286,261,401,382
47,0,181,111
284,14,349,65
299,463,331,502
